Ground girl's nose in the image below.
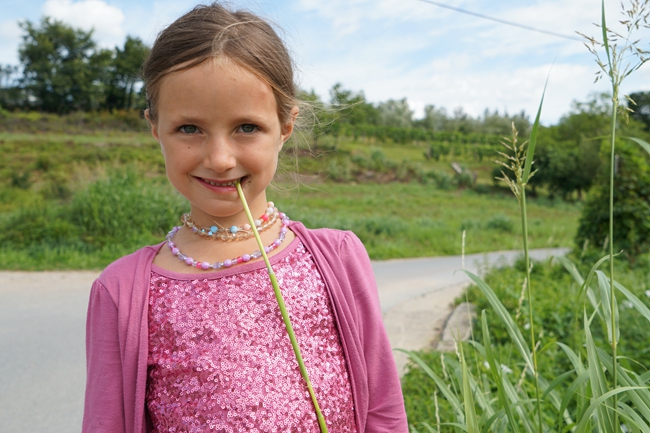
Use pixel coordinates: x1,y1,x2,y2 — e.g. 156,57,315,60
203,136,237,173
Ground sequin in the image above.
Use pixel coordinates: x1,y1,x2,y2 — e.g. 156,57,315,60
147,240,357,432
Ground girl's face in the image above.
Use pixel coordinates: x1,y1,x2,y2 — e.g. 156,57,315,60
147,58,296,226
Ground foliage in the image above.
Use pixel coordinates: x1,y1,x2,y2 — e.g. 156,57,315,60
377,98,414,128
0,142,581,268
402,255,650,424
0,166,187,269
628,91,650,131
104,36,150,111
575,139,650,260
402,3,650,432
1,17,149,112
328,83,380,129
18,17,112,112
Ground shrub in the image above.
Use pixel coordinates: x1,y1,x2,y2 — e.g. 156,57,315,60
69,167,186,246
485,213,514,232
575,139,650,260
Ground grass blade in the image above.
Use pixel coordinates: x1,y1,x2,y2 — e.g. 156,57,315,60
481,311,519,433
397,348,465,420
522,74,549,184
459,344,480,433
619,402,650,433
584,310,616,432
625,136,650,156
558,370,590,428
463,271,534,372
554,255,585,286
575,386,648,433
596,270,619,344
596,347,650,424
541,370,574,400
614,280,650,323
601,0,612,70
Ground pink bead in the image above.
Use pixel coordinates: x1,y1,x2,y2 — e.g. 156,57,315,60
172,248,180,255
224,259,232,267
243,224,251,231
242,254,250,262
261,214,269,222
201,262,210,270
274,239,281,246
185,257,193,265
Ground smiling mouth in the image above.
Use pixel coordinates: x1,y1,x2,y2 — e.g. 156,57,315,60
199,176,248,187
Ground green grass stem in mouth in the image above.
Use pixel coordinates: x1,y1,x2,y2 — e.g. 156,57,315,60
235,180,328,433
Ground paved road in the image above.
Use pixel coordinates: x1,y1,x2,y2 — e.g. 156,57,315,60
0,248,567,432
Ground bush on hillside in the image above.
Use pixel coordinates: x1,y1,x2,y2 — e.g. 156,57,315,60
575,139,650,261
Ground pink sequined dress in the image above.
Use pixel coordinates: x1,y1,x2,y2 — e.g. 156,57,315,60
146,238,357,433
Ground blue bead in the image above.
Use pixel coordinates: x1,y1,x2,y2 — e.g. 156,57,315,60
210,225,218,232
230,226,238,234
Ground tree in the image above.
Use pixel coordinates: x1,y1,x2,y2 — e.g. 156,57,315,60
376,98,412,128
480,108,530,136
414,104,449,131
0,64,24,109
329,83,379,126
104,36,149,111
575,139,650,260
18,17,112,112
628,91,650,131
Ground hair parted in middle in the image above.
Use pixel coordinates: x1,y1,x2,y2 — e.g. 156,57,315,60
142,2,298,125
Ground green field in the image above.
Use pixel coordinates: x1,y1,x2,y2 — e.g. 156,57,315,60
0,128,582,269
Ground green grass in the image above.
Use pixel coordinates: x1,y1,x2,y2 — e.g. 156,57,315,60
401,255,650,429
272,182,580,259
0,128,581,269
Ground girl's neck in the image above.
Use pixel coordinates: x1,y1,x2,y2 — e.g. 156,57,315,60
188,197,270,229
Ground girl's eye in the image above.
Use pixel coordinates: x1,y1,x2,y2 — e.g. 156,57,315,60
240,124,257,133
180,125,198,134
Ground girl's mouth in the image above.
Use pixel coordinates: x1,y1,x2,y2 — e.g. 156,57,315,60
197,176,249,188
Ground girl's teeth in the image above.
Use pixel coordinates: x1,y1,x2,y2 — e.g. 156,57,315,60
206,180,236,186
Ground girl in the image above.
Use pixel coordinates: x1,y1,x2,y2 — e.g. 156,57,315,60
82,3,407,432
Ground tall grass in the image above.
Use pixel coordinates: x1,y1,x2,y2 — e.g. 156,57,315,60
0,165,187,270
402,2,650,431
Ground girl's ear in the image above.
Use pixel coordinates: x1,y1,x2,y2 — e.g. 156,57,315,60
144,109,160,143
280,106,299,148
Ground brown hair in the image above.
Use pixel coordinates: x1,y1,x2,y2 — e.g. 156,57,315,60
142,2,297,124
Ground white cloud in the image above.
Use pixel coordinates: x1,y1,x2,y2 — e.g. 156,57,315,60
297,0,451,35
294,0,650,124
42,0,125,48
0,20,22,65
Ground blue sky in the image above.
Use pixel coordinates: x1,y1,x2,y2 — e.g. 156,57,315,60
1,0,649,124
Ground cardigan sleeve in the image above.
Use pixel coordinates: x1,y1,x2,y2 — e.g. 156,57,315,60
83,279,127,433
338,232,409,432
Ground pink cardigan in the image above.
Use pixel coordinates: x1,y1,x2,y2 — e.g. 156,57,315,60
83,222,408,432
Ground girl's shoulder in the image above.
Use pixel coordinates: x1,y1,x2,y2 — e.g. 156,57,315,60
290,221,369,260
95,241,165,291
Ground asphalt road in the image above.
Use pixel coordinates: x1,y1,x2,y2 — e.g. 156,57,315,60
0,248,567,432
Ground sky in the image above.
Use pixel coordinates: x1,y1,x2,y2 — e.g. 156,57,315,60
0,0,649,125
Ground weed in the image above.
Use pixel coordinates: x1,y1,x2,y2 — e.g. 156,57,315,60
403,2,650,432
485,214,515,233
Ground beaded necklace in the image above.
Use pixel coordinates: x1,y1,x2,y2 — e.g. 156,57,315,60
166,212,290,271
182,202,278,241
